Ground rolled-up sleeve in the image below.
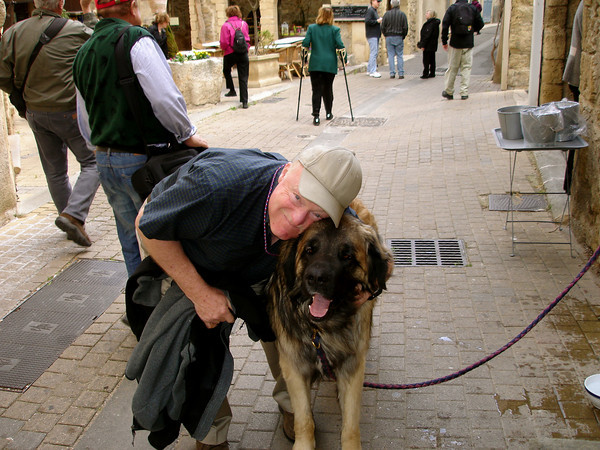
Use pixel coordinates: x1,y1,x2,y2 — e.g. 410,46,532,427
130,37,196,143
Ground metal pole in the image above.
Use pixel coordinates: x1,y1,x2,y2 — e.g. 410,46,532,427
337,48,354,121
296,47,308,121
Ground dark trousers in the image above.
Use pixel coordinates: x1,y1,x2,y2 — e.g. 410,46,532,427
422,50,436,77
563,84,580,194
223,52,249,103
309,71,335,117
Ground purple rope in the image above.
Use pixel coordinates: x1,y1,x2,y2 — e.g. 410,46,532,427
362,244,600,390
313,246,600,389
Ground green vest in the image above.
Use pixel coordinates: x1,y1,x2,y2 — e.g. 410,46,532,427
74,18,172,150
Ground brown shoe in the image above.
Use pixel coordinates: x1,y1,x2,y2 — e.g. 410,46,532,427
195,441,229,450
55,213,92,247
279,406,295,441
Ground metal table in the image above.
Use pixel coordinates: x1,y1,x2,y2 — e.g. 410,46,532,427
492,128,588,256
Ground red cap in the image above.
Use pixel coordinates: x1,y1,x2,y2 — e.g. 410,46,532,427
95,0,130,10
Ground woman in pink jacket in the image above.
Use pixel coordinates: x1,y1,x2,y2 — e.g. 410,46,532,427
219,5,250,108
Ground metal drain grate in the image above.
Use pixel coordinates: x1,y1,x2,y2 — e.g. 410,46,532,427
488,194,547,211
330,117,387,127
0,259,127,391
387,239,467,267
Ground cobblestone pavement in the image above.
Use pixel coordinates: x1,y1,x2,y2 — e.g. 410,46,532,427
1,30,600,449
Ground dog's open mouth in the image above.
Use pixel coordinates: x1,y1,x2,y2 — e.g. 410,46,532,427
309,293,332,318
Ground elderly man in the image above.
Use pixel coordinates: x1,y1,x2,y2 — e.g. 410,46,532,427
74,0,208,276
130,146,365,449
0,0,100,247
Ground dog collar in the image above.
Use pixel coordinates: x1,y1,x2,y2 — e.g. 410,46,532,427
367,287,382,300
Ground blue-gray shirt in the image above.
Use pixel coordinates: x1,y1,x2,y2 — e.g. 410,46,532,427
139,148,287,285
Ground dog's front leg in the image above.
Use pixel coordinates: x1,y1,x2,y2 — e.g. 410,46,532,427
337,359,366,450
280,356,315,449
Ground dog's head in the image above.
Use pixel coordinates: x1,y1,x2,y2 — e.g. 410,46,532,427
276,213,392,323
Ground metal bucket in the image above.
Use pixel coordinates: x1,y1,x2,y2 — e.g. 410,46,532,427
498,106,529,140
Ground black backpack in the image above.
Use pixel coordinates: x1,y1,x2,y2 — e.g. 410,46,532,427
452,2,475,35
230,23,247,53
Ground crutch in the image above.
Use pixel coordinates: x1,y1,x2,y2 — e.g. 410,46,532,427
337,48,354,122
296,47,308,121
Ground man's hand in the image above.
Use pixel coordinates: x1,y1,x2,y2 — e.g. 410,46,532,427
184,134,209,149
187,283,235,329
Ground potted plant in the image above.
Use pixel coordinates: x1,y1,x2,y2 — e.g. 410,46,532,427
248,30,282,88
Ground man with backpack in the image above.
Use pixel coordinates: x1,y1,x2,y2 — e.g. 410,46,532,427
73,0,208,276
219,5,250,109
441,0,484,100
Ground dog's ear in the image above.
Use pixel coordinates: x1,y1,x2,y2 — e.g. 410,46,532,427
279,238,300,291
366,229,393,294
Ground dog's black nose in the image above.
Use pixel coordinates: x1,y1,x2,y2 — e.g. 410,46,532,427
305,264,333,291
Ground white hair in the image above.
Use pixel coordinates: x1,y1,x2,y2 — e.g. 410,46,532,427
391,0,400,7
34,0,61,10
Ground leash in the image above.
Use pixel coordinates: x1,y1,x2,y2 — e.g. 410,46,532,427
312,244,600,390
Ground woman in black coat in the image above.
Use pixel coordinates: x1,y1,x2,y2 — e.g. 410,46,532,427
417,10,441,79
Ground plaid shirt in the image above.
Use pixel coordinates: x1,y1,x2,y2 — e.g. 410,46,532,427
139,148,287,285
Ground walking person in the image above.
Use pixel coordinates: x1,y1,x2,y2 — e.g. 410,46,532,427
365,0,383,78
417,9,440,79
0,0,100,247
146,12,170,59
381,0,408,79
219,5,250,109
74,0,208,276
302,5,346,126
441,0,484,100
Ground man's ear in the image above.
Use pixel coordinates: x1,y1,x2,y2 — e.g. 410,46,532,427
278,162,292,183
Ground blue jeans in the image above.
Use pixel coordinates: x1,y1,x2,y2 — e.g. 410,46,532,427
367,37,379,74
385,35,404,76
95,149,146,276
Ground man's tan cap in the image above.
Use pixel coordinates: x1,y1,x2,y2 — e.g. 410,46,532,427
297,146,362,227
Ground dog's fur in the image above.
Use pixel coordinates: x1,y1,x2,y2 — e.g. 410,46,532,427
268,200,393,449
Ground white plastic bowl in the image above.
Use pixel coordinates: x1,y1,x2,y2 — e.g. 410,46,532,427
584,374,600,409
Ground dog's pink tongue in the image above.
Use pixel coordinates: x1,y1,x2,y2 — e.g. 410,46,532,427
309,294,332,318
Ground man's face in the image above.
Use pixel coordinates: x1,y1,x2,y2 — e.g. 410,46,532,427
268,163,329,241
372,0,380,8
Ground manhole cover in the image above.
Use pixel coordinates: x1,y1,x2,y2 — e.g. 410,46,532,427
387,239,467,267
488,194,547,211
0,259,127,391
330,117,387,127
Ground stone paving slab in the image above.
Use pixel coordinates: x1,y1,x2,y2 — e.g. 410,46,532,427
1,25,599,449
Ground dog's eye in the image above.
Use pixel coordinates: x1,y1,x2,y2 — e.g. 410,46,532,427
305,245,315,255
340,252,354,261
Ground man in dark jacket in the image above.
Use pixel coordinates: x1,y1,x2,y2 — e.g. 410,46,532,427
364,0,383,77
381,0,408,79
417,9,441,79
441,0,484,100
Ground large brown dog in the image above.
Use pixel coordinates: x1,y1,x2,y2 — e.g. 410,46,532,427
268,200,393,449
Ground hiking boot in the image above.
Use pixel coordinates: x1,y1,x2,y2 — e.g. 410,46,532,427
442,90,454,100
55,213,92,247
279,407,295,441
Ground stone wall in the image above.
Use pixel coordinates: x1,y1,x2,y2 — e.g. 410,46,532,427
0,95,17,226
569,0,600,253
